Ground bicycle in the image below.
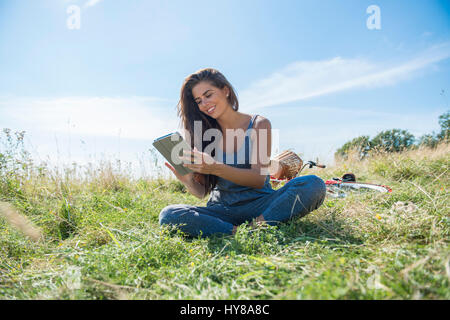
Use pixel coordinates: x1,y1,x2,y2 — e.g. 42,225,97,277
270,160,392,198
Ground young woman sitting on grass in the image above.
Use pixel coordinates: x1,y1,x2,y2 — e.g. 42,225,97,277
159,68,326,237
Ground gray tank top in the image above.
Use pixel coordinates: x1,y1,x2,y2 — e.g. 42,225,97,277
207,115,274,207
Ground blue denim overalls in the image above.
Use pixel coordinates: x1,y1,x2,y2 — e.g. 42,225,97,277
159,115,326,237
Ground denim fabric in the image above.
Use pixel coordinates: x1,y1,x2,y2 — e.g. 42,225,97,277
159,115,326,237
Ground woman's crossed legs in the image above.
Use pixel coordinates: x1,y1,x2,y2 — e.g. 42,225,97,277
159,175,326,237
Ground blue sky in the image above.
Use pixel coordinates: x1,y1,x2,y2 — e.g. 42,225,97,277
0,0,449,177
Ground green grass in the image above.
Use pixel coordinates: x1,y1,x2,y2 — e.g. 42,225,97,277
0,140,449,300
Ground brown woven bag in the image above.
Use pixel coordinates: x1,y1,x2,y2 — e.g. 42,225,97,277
269,150,303,180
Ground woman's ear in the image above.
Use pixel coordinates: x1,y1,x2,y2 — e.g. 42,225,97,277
224,86,230,98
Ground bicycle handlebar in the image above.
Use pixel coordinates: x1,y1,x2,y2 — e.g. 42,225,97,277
296,160,326,175
307,161,326,169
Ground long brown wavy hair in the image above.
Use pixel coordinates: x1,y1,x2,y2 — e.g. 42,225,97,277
177,68,239,195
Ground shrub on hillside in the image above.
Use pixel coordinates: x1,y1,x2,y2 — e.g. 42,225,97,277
370,129,415,153
335,135,371,160
336,111,449,159
437,111,449,141
335,129,415,161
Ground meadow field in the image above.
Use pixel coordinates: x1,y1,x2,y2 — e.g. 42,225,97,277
0,132,449,300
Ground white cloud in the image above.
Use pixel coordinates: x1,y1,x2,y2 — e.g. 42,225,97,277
84,0,104,9
241,42,450,111
0,95,181,140
0,96,181,177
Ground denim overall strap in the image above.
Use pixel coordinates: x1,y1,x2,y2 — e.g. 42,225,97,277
222,142,226,164
248,114,258,130
244,115,258,164
222,115,258,164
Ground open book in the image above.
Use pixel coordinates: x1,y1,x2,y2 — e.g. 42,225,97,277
152,132,193,176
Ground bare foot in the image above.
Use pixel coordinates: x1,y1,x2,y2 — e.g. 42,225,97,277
255,214,266,224
232,215,266,235
250,214,266,228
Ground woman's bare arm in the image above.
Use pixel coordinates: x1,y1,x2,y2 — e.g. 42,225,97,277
164,163,206,199
181,117,272,190
213,117,271,189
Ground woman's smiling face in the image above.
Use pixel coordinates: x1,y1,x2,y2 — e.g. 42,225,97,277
192,81,230,118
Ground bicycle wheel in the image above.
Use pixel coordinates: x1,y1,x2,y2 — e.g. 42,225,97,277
325,180,392,198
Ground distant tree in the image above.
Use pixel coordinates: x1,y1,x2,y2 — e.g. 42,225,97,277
417,133,439,148
437,111,449,141
370,129,415,153
335,112,449,160
335,135,371,160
